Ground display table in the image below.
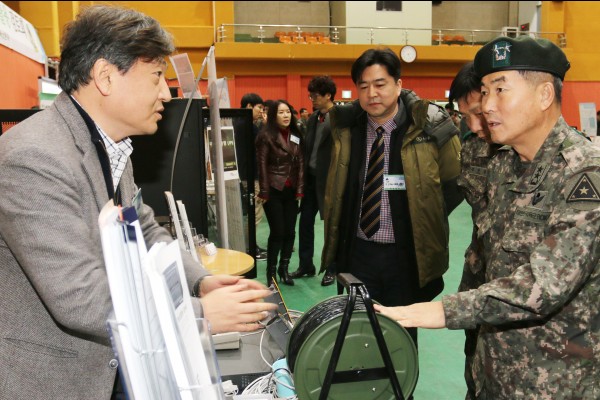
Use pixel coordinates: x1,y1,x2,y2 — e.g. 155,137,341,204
197,247,254,276
217,330,283,376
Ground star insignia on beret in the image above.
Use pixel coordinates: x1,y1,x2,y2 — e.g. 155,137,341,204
493,41,512,67
567,173,600,202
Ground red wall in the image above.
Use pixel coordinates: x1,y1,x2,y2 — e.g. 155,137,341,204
0,45,45,109
562,82,600,129
228,75,455,112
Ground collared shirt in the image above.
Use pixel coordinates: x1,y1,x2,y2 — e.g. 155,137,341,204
96,125,132,191
357,115,398,243
68,95,132,191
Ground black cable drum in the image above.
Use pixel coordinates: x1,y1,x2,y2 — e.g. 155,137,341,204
287,295,418,400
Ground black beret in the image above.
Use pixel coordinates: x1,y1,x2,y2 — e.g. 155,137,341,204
474,36,570,80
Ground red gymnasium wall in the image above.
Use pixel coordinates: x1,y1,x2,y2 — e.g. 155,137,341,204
0,45,45,109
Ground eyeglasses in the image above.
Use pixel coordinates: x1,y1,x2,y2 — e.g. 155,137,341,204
308,93,321,100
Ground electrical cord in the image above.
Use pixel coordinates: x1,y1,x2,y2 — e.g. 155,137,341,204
258,328,272,369
238,315,304,398
169,47,213,193
240,369,298,399
287,295,366,373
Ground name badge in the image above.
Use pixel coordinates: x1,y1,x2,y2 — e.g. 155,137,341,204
384,174,406,190
290,135,300,145
131,188,143,216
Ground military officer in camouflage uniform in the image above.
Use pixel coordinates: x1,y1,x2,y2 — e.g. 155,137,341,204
375,36,599,399
449,61,500,399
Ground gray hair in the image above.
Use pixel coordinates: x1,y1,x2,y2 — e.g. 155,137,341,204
59,5,174,94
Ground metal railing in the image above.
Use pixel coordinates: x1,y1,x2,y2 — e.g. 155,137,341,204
217,24,567,48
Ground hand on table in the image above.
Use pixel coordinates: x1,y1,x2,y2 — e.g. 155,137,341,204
200,278,277,333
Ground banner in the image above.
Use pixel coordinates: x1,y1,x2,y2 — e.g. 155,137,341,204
0,3,46,63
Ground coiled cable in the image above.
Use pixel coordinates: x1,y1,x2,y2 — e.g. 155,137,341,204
287,295,366,372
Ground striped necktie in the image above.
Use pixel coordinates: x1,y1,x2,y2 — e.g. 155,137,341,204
360,126,385,238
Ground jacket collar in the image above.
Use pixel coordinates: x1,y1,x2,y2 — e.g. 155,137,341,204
357,96,409,132
53,92,115,207
508,117,569,194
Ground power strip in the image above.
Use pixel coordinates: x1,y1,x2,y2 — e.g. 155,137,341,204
212,331,241,350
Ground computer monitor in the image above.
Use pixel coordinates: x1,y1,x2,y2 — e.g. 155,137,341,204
0,109,41,135
130,99,208,236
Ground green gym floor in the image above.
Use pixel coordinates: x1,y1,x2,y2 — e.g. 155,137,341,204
254,202,472,399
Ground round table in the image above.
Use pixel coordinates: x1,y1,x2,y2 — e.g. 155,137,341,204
197,247,254,276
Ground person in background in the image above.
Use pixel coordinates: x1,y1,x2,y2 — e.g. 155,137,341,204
376,36,599,399
300,107,310,121
0,5,276,400
596,110,600,135
261,99,276,128
256,100,305,286
448,61,500,400
237,93,267,260
321,48,463,366
445,101,461,129
297,107,309,136
290,75,337,286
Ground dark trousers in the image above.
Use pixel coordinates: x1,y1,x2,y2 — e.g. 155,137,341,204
348,237,420,347
298,173,318,268
299,173,334,273
263,186,298,265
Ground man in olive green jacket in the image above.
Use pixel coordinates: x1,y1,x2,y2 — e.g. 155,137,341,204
321,49,463,326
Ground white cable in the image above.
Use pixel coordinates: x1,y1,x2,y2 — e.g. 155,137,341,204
239,329,264,338
271,367,296,391
221,380,238,396
241,373,275,395
258,328,273,369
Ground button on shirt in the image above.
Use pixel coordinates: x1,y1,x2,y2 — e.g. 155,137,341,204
357,116,397,243
96,125,132,191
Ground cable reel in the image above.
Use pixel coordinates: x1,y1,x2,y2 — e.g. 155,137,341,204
286,274,419,400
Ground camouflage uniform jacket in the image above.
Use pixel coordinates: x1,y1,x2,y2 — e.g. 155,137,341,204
457,135,499,292
443,117,600,399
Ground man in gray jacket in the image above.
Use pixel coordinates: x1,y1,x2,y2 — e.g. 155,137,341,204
0,6,275,400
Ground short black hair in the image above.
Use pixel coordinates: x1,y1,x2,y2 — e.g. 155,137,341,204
448,62,479,105
308,75,337,101
263,99,277,111
351,48,401,85
241,93,264,108
300,108,308,114
518,70,563,105
59,5,174,94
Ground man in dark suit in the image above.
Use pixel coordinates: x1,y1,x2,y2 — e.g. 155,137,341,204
290,76,337,286
235,93,268,260
0,6,275,400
